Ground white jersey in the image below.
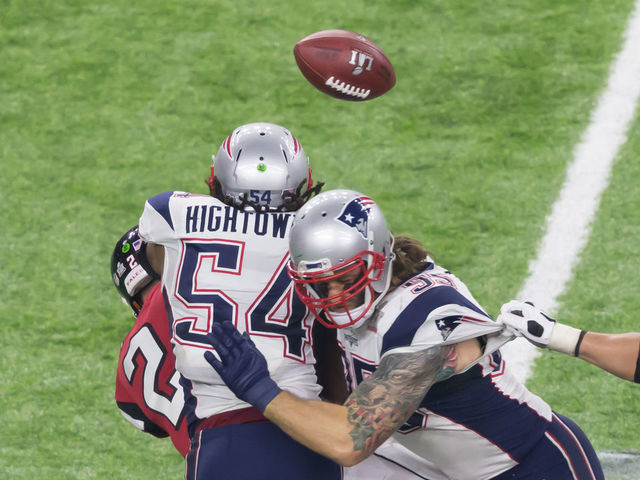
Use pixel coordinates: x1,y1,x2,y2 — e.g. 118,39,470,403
345,436,450,480
139,191,321,422
338,262,553,480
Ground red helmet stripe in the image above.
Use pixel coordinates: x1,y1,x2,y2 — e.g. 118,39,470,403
223,135,232,158
358,196,376,206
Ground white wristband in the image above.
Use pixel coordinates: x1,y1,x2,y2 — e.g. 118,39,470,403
548,323,582,356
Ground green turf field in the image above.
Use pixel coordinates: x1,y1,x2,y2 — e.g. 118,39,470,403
1,0,638,478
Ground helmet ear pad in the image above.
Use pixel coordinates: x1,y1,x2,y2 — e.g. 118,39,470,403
211,122,311,209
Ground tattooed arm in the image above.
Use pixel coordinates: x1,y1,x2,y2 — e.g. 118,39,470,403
262,342,460,466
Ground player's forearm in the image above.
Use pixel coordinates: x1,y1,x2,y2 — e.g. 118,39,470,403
578,332,640,383
548,323,640,382
263,391,365,466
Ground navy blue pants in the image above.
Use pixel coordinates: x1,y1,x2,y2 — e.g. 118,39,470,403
493,412,604,479
185,422,342,480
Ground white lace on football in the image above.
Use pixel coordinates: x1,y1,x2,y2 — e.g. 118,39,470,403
325,76,371,99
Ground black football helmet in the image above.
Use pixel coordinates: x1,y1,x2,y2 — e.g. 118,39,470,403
110,225,159,316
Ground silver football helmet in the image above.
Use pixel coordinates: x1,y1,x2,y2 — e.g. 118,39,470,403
210,122,312,209
287,189,395,329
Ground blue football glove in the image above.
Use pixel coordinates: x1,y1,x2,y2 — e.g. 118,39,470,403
203,322,282,412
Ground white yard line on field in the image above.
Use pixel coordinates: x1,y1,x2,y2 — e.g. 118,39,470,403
500,0,640,384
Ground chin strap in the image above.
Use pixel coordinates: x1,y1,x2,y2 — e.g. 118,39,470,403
208,165,215,191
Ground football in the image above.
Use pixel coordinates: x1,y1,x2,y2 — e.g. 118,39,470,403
293,29,396,101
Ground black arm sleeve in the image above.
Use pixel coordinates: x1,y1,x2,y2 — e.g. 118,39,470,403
634,342,640,384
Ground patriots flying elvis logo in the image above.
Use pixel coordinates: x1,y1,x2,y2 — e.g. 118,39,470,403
337,196,376,239
435,316,462,341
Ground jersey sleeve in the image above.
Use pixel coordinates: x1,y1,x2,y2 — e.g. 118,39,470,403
380,285,502,358
138,191,177,244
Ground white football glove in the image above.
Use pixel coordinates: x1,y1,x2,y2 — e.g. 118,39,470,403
498,300,583,356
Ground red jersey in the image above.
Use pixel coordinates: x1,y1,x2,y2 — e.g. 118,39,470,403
115,283,190,456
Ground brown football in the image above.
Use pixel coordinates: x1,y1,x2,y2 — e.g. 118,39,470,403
293,29,396,101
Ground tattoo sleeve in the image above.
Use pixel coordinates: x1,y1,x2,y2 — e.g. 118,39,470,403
344,345,458,456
